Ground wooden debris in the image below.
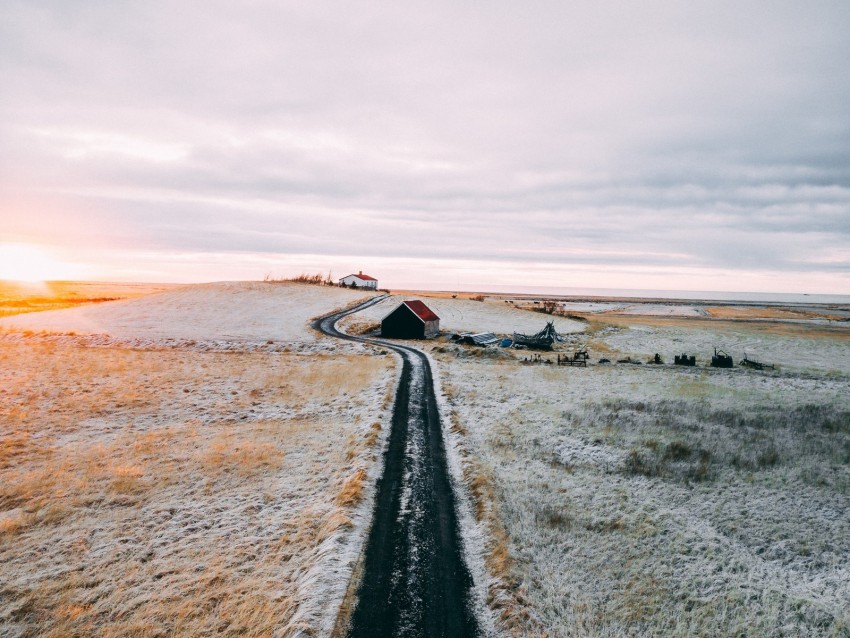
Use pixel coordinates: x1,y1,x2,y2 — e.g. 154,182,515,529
557,349,588,367
513,321,566,350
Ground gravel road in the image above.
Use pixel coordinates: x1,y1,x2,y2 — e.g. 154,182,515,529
314,296,481,638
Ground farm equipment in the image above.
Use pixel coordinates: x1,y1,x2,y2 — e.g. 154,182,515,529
740,354,775,370
674,353,696,366
710,348,734,368
557,348,589,367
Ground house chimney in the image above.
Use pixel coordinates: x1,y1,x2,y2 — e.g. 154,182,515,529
359,270,362,275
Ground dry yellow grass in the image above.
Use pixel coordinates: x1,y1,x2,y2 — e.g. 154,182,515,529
200,430,284,475
466,451,546,637
0,338,396,636
704,305,812,320
440,378,546,637
335,468,368,507
0,281,178,318
364,422,382,447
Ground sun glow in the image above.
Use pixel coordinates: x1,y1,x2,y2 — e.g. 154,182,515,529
0,244,87,282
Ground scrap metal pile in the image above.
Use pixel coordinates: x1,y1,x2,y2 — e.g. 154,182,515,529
513,321,567,350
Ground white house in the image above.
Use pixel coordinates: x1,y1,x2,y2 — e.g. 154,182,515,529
339,271,378,289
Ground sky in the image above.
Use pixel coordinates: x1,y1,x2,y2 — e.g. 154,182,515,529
1,1,849,293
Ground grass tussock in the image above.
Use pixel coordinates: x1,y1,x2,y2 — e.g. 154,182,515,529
0,511,30,536
335,468,367,507
109,464,146,494
583,399,850,488
365,422,382,447
350,321,381,335
0,432,33,469
200,432,283,476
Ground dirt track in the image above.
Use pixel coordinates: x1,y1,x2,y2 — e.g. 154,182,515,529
314,296,481,638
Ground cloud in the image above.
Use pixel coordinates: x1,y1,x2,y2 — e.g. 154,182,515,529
1,0,849,292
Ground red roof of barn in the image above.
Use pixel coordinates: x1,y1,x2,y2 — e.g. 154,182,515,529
403,300,440,322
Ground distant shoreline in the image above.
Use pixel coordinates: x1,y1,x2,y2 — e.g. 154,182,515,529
389,287,850,307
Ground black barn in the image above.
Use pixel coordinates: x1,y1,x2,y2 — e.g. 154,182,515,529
381,300,441,339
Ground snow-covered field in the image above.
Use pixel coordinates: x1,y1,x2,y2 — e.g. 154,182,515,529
595,320,850,373
606,303,708,317
0,282,397,637
0,281,375,345
436,319,850,636
340,294,585,336
554,301,707,317
556,302,629,314
4,281,849,637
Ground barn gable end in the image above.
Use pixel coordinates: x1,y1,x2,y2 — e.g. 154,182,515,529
381,300,440,339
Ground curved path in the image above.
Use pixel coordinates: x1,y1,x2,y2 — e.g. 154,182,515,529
313,296,481,638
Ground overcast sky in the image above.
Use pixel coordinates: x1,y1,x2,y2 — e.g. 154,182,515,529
2,1,849,293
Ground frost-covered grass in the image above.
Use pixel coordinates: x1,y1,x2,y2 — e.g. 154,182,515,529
0,283,397,638
590,316,850,373
6,281,847,636
0,281,376,343
339,294,585,337
437,332,850,637
599,400,850,488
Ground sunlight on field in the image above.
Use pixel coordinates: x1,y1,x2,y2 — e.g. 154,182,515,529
0,280,180,320
0,339,396,637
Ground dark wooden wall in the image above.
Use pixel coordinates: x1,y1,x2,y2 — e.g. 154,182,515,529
381,305,426,338
381,305,440,339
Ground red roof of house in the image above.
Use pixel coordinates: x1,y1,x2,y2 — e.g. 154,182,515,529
404,300,440,322
344,273,377,281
